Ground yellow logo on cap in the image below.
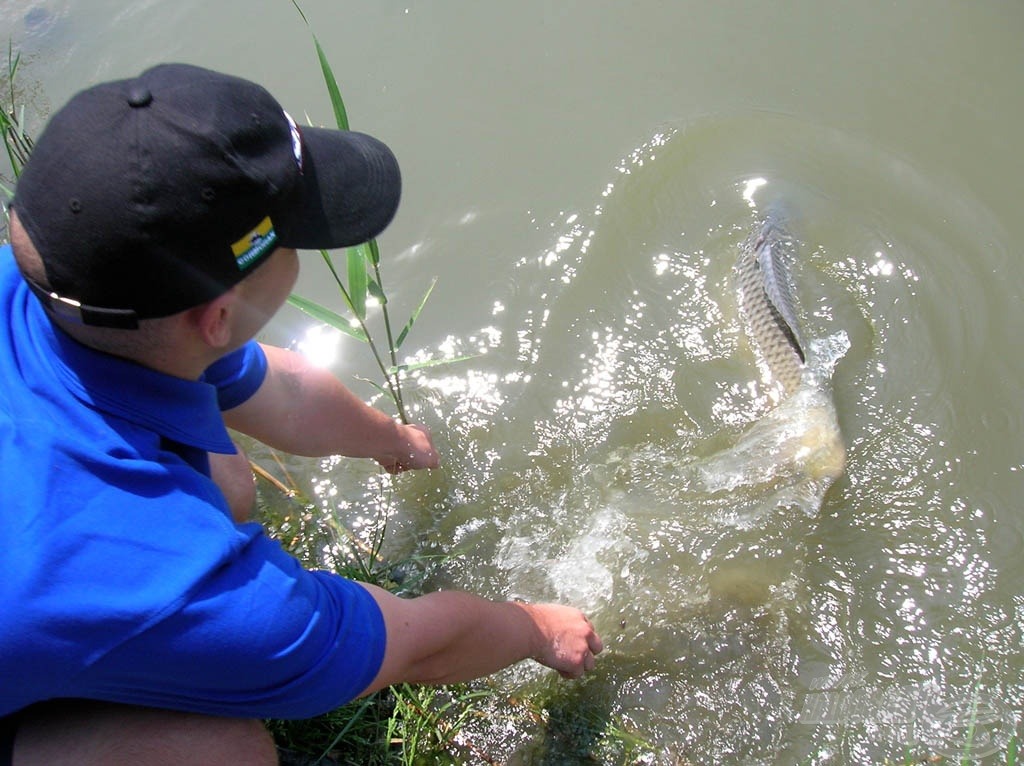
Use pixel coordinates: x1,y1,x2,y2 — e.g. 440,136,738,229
231,216,278,270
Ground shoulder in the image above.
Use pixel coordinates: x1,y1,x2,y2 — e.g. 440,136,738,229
203,341,268,410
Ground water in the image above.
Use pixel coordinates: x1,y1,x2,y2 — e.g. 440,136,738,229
5,1,1024,763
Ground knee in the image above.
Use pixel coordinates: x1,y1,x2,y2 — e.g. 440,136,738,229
186,716,279,765
183,716,278,765
14,701,279,766
209,441,258,523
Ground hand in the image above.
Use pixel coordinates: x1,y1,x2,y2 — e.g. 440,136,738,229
358,589,604,695
376,423,440,474
520,603,604,679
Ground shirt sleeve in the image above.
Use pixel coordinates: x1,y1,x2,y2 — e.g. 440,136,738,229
202,341,269,411
76,526,388,720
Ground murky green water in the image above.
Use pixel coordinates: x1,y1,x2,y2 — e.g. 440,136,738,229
6,1,1024,763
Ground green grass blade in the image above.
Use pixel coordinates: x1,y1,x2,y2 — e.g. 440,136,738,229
395,278,438,349
313,35,350,131
288,0,310,27
6,45,20,104
287,294,367,342
389,354,477,375
367,278,387,305
354,375,391,399
346,246,368,320
315,696,375,764
290,0,350,130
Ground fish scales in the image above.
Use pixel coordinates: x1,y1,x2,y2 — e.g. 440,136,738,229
736,215,806,395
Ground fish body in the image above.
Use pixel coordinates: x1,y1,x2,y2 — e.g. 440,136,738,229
736,213,806,396
691,209,849,513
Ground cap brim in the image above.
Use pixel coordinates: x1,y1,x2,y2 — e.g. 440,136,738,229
274,127,401,250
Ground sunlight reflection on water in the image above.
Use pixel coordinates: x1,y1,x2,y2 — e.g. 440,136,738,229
278,111,1022,762
380,114,1022,762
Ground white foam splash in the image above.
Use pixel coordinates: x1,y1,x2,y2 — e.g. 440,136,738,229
694,331,850,521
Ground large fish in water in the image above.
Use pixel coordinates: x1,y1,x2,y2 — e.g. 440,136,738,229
691,209,848,508
735,212,807,397
586,208,847,531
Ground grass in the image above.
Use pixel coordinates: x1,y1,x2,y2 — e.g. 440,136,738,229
2,30,647,765
885,734,1018,765
7,19,1018,765
0,45,32,182
252,454,657,765
254,455,494,766
1,44,33,239
285,0,477,426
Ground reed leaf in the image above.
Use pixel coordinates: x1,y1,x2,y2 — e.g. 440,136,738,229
367,237,381,267
395,278,437,349
354,375,389,393
346,246,368,320
367,278,386,304
314,35,349,132
286,294,367,342
290,0,349,131
389,355,476,375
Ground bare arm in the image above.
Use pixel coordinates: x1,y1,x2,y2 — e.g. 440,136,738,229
221,346,604,688
222,344,438,472
357,584,603,694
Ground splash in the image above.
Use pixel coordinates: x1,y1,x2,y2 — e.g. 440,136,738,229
692,332,849,523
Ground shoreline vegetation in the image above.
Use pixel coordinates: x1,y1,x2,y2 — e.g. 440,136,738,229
1,14,651,763
252,452,653,765
256,461,487,765
2,7,1020,763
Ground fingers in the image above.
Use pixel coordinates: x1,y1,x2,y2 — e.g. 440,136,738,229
535,606,603,680
376,423,441,473
581,613,604,656
559,648,599,680
404,424,440,469
576,620,602,677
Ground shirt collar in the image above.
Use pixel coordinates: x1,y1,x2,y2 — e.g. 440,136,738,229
28,297,236,454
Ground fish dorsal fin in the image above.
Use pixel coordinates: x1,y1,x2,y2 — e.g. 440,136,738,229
755,226,805,362
760,284,806,363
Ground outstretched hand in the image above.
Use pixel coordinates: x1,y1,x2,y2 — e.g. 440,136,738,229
519,603,604,679
358,587,604,696
376,423,440,474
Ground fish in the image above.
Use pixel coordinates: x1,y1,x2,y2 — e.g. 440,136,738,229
735,211,806,396
586,206,847,556
702,208,847,504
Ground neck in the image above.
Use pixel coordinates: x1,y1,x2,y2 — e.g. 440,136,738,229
50,313,219,381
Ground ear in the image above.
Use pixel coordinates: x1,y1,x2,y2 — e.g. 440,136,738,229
189,288,239,350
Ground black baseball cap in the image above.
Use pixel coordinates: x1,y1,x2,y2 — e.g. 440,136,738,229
12,63,401,329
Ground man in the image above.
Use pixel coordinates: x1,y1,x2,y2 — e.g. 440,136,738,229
0,63,602,765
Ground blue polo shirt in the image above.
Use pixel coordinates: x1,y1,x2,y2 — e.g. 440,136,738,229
0,244,385,719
